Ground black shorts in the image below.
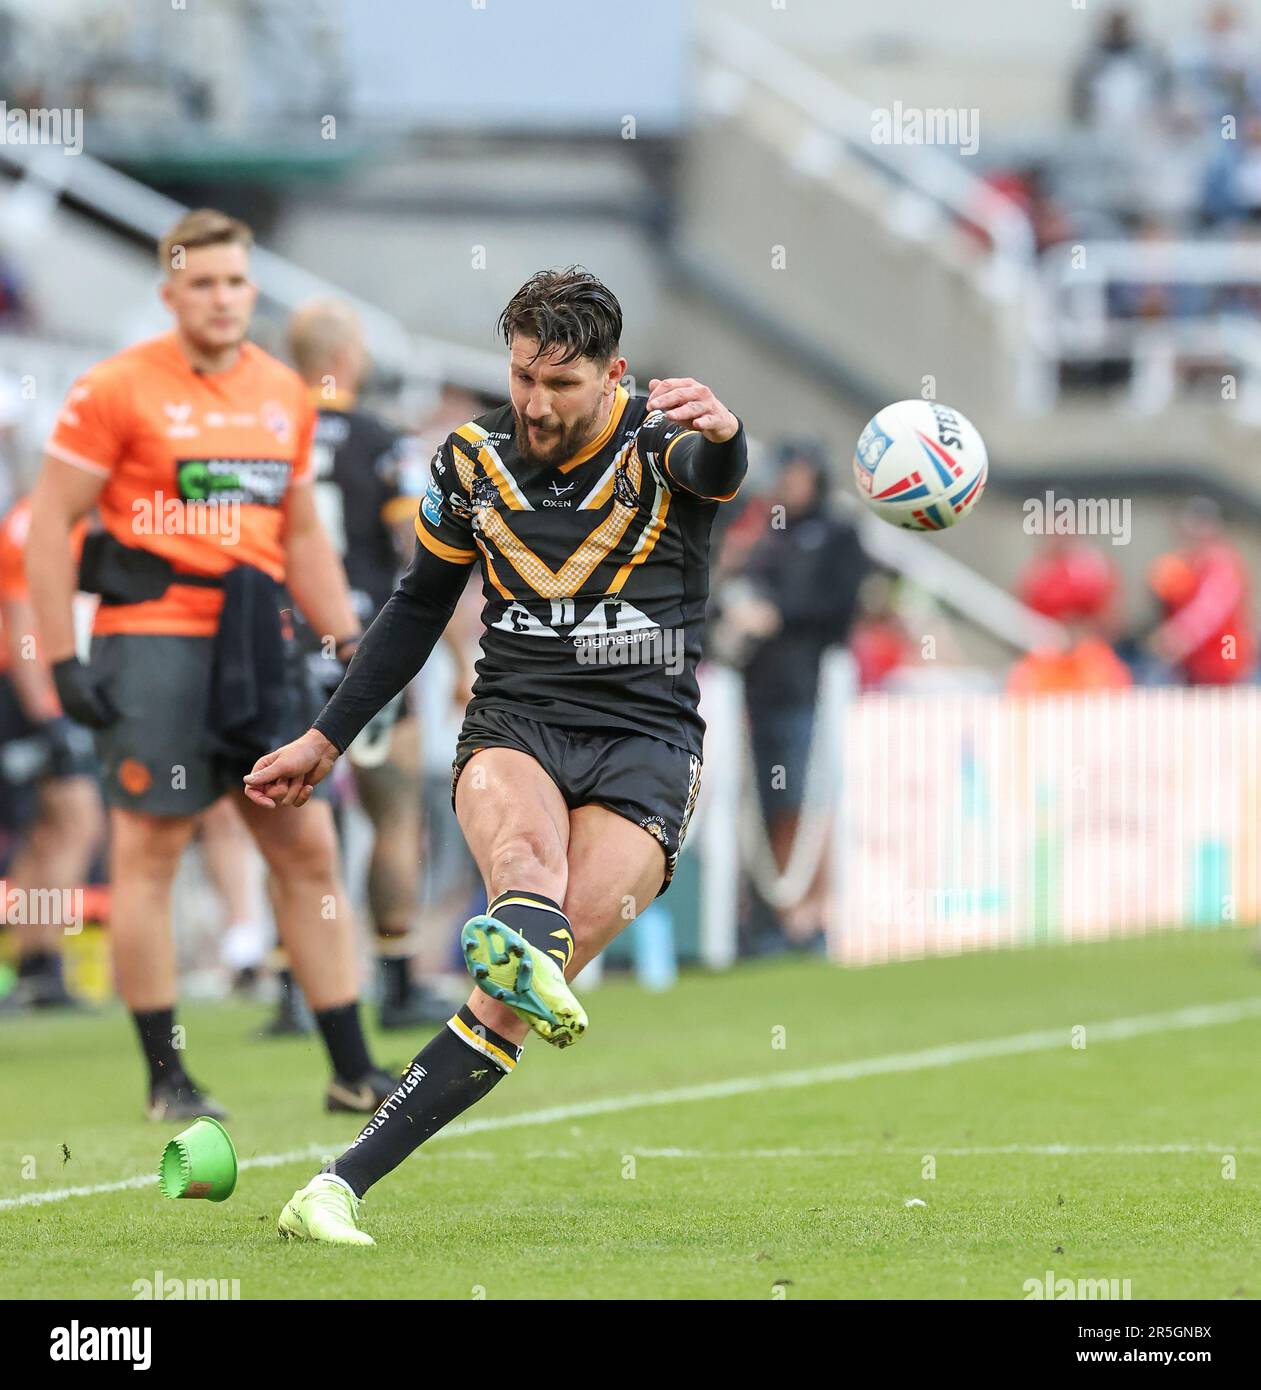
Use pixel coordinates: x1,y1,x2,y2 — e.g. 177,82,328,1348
88,633,324,815
452,707,702,893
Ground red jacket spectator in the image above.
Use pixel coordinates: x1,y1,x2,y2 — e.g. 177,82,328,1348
1009,538,1131,695
1149,540,1256,684
1019,540,1119,623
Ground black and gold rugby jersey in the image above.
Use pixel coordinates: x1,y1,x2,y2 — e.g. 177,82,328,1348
417,386,729,757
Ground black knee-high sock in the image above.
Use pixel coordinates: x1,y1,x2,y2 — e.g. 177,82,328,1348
330,1005,523,1197
487,890,575,974
313,1002,374,1082
132,1007,185,1090
18,950,56,978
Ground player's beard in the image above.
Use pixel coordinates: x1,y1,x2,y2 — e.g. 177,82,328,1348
513,400,605,471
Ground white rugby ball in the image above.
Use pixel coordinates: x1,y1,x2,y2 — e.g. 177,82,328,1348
852,399,987,531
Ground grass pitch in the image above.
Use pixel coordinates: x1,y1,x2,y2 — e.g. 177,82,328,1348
2,928,1260,1300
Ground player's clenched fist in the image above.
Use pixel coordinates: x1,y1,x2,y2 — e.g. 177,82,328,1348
243,729,340,808
646,378,739,443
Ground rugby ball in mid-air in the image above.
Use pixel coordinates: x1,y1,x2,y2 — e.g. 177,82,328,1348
852,399,987,531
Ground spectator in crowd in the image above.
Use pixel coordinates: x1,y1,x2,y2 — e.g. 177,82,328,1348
1009,537,1132,694
978,164,1075,255
1173,2,1255,122
1070,7,1172,135
1140,96,1222,230
1147,497,1257,684
1202,109,1261,224
848,577,913,692
1107,216,1209,320
719,441,868,950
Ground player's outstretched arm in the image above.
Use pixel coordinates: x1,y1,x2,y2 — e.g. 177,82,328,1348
243,537,469,807
642,377,747,501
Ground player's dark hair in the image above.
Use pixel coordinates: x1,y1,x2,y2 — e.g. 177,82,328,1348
498,267,622,365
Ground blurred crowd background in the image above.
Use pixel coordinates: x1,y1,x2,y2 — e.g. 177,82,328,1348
1,0,1258,1010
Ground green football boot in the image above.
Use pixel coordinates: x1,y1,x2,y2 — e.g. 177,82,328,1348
278,1174,375,1246
460,914,587,1048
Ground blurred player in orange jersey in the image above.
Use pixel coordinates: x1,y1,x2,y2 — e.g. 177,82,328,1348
1009,536,1132,694
25,209,395,1121
0,495,103,1009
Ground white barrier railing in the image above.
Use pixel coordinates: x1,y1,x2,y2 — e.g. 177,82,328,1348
1037,238,1261,420
832,685,1260,965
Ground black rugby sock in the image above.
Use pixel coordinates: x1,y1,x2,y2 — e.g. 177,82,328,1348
18,950,57,979
378,952,412,1007
313,1002,374,1082
330,1005,523,1197
132,1007,185,1090
487,890,575,975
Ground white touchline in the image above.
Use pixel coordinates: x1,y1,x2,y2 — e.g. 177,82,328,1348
3,995,1260,1211
413,1142,1261,1161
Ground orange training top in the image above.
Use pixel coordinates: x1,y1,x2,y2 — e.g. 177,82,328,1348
44,333,314,637
0,496,88,674
1007,638,1133,695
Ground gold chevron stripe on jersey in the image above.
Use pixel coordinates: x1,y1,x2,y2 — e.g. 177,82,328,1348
578,457,617,510
450,443,479,493
608,458,671,594
456,434,533,516
478,444,644,600
476,535,515,600
454,421,489,447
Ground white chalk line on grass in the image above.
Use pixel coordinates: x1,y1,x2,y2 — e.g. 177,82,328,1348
424,1142,1260,1161
0,1143,334,1211
4,994,1259,1212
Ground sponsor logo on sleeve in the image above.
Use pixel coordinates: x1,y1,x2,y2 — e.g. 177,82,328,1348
421,479,444,526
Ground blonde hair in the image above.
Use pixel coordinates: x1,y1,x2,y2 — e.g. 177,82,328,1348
288,299,364,380
158,208,253,274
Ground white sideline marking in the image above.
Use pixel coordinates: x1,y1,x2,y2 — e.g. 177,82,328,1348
0,1143,333,1211
4,995,1260,1212
432,1142,1257,1161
